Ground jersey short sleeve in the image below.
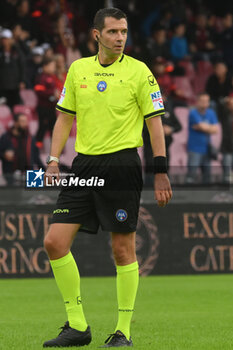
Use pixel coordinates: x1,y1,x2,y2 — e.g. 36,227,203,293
56,63,76,116
137,63,165,120
189,109,202,126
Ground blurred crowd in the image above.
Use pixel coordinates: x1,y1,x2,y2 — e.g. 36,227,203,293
0,0,233,185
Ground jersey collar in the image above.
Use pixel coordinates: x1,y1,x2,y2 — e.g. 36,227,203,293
95,53,124,66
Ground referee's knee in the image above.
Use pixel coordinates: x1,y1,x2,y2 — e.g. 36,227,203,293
112,245,136,265
43,235,53,253
43,235,66,259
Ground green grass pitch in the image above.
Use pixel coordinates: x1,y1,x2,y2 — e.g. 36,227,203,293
0,275,233,350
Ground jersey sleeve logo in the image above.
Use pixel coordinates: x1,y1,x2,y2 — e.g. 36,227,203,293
150,91,164,110
58,87,66,104
147,75,157,86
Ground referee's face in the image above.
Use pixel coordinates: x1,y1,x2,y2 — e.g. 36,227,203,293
98,17,128,56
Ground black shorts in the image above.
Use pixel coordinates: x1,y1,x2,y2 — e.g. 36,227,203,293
52,148,143,234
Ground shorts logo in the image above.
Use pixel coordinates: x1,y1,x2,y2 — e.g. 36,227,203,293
97,81,107,92
26,168,44,188
150,91,164,110
116,209,128,222
53,209,69,214
58,87,66,104
77,296,82,305
147,75,157,86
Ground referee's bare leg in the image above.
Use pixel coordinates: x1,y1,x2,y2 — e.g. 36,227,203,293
44,223,80,259
43,223,90,339
111,231,139,341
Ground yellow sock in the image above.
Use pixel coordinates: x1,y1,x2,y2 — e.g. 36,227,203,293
50,252,87,331
115,261,139,340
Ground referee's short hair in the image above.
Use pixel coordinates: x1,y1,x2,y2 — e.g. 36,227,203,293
93,8,127,31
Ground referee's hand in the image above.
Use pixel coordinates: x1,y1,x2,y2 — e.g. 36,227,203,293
154,173,172,207
44,162,60,185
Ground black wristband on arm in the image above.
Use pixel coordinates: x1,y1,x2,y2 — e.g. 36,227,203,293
153,156,167,174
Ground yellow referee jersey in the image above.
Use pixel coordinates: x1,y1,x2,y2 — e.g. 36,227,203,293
56,54,165,155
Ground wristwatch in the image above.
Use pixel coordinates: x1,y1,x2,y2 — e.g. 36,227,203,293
46,155,59,164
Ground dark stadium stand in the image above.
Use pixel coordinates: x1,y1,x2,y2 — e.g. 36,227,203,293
0,0,232,185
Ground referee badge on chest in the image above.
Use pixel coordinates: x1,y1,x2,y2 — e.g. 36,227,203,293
97,81,107,92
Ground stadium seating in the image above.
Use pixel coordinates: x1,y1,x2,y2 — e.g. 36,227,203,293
20,89,38,120
173,106,189,142
13,104,33,121
0,105,13,177
13,104,38,136
210,123,223,178
28,120,38,136
211,123,222,150
20,89,38,110
0,104,13,130
178,60,195,83
193,60,214,94
0,122,5,137
173,76,196,105
169,107,189,171
196,60,214,76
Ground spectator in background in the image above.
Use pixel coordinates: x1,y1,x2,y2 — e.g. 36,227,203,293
218,94,233,183
54,53,67,94
151,57,192,107
53,15,69,58
78,29,97,58
205,61,232,109
0,29,25,109
170,22,189,62
186,93,218,184
0,112,43,185
12,23,31,57
65,32,82,68
162,96,182,168
26,46,44,88
207,13,222,36
34,57,58,149
55,29,81,67
143,95,181,185
146,25,170,63
53,11,79,62
220,13,233,72
15,0,31,31
151,57,175,99
36,0,59,44
0,0,18,28
158,7,173,31
187,13,216,61
15,0,39,41
41,43,54,59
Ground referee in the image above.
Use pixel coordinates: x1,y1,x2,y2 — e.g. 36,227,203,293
43,8,172,348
